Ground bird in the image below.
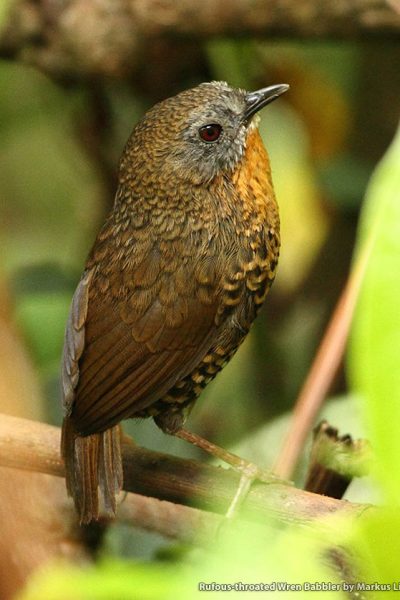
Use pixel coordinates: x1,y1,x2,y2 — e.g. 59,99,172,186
61,80,289,524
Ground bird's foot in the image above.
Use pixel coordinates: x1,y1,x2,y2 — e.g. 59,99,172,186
174,428,289,519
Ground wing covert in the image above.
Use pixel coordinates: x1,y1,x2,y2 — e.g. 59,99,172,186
67,255,220,435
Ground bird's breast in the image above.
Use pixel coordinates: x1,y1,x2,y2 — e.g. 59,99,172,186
205,128,280,335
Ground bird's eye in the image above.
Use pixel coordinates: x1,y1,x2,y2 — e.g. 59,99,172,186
199,123,222,143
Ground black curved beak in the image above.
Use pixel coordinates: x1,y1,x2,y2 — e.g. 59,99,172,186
243,84,289,122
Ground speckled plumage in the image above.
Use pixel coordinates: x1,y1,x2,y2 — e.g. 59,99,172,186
61,81,286,523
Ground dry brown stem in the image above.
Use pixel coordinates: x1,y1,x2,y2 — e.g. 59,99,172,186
274,239,373,479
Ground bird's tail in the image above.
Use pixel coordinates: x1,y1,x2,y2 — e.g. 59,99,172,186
61,417,123,524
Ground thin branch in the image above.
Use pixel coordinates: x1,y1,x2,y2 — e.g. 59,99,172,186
0,413,372,535
274,238,373,479
1,0,399,79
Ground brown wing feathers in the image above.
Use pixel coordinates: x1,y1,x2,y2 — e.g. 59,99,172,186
73,292,217,435
61,246,219,522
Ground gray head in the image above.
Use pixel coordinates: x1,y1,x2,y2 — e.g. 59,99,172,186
120,81,289,187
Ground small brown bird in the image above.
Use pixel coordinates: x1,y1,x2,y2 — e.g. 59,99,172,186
61,81,288,523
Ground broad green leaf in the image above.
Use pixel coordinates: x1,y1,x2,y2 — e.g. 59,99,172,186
348,123,400,502
342,508,400,595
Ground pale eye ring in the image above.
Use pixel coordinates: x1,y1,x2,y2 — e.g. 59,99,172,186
199,123,223,143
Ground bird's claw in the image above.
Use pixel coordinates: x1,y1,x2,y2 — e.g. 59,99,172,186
224,462,291,521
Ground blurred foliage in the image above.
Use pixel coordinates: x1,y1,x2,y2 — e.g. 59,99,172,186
1,30,400,599
19,524,338,600
348,124,400,502
0,63,101,272
0,1,12,32
343,121,400,592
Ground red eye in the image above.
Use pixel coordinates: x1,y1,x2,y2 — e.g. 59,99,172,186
199,123,222,142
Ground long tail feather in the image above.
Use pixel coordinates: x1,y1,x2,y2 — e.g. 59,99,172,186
61,417,123,524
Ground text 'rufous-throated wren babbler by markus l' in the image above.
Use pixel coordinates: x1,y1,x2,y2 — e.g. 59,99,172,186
61,81,289,524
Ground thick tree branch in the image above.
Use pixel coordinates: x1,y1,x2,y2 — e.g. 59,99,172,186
0,413,372,533
117,493,223,544
1,0,399,79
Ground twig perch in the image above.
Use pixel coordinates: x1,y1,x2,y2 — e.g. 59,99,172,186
0,413,372,530
1,0,399,79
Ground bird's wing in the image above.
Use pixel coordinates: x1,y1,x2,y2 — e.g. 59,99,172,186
61,246,221,436
62,269,93,416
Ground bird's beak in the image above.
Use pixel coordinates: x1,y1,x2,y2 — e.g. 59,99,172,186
243,84,289,122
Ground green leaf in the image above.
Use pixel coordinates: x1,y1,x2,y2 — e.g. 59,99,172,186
348,123,400,502
0,0,12,31
344,507,400,592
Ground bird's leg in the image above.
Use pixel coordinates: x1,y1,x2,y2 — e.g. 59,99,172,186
174,428,286,519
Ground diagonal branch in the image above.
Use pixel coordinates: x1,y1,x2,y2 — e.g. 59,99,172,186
0,413,372,532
